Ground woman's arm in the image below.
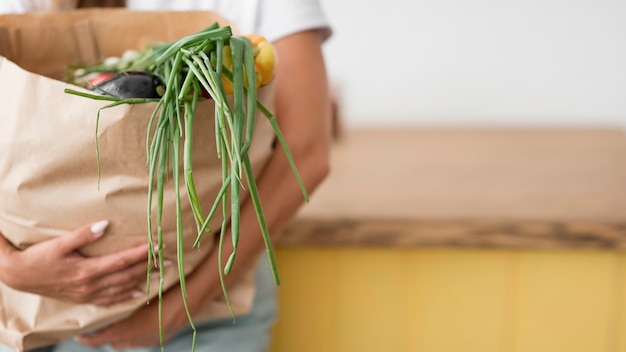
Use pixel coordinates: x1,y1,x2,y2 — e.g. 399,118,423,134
77,29,332,349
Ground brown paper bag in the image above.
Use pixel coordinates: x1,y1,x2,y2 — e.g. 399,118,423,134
0,9,276,351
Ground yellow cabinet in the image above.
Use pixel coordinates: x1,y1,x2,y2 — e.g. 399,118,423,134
270,129,626,352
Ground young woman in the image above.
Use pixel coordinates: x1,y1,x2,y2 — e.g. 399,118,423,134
0,1,332,350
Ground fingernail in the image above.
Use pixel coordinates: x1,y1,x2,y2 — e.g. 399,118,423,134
151,243,166,251
151,260,173,270
131,290,145,298
90,220,110,237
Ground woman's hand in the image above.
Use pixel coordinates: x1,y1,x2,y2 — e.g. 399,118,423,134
0,220,151,305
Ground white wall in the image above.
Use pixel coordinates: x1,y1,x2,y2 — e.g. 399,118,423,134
319,0,626,128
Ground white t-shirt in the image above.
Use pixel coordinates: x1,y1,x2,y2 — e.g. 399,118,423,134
0,0,332,42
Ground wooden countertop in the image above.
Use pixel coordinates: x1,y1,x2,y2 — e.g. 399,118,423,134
277,128,626,249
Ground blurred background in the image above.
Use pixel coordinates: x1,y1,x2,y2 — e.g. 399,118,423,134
321,0,625,129
271,1,626,351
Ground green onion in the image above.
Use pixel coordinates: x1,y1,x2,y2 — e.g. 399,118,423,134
64,24,309,349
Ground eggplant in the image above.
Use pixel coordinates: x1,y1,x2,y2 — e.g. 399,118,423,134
93,71,163,99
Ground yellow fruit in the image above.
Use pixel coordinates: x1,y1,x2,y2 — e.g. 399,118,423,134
247,34,277,86
220,45,235,95
219,34,277,95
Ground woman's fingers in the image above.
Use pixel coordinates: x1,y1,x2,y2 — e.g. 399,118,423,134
76,245,174,305
52,220,110,253
0,222,168,305
83,242,151,278
87,261,153,304
90,288,145,306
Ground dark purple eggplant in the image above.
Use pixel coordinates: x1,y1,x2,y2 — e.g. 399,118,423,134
93,71,163,99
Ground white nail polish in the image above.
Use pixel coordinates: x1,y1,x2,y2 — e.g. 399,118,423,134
90,220,110,236
131,290,145,298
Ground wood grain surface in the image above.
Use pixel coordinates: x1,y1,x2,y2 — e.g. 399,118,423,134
278,128,626,248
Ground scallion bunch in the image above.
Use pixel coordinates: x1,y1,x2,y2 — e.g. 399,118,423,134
65,23,308,346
